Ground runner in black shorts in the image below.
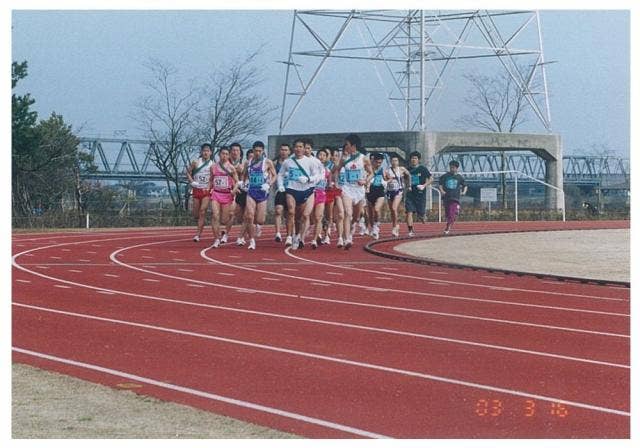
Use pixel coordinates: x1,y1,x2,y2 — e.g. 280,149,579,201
404,151,432,236
273,143,291,242
365,152,386,239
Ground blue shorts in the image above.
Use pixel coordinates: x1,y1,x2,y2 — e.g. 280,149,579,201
248,188,269,203
386,189,403,201
286,187,315,206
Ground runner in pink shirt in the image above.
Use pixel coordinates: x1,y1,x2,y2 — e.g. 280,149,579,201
209,147,240,248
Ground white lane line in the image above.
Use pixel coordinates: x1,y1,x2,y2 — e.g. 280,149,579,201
168,251,179,254
91,244,103,247
96,290,116,295
142,278,160,283
53,285,71,289
216,272,235,277
142,266,156,269
187,284,205,288
288,248,626,302
15,244,25,247
178,269,194,273
489,287,514,291
104,274,120,278
228,255,241,259
262,277,281,281
282,268,298,272
235,289,257,294
12,309,630,417
173,258,186,262
68,270,83,273
36,266,49,270
12,347,389,439
86,251,97,254
142,256,154,259
279,250,629,317
78,259,91,262
24,254,34,257
15,279,31,283
262,258,276,261
12,236,627,349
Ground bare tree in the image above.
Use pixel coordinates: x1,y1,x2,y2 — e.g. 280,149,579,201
197,51,276,152
455,68,539,208
134,60,200,211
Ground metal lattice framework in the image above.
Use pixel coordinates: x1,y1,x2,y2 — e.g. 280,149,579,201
78,138,628,188
79,138,197,181
279,9,552,133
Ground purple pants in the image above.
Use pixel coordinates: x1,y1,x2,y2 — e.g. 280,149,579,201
445,200,460,226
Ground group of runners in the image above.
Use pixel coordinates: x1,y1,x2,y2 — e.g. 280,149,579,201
186,133,467,250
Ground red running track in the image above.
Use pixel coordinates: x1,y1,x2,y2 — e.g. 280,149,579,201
12,221,629,438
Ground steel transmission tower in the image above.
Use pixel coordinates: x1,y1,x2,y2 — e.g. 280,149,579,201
278,10,552,134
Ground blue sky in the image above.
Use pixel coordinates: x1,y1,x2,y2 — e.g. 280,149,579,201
11,9,630,157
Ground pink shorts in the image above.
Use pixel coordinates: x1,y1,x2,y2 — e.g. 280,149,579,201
314,189,327,205
211,190,234,205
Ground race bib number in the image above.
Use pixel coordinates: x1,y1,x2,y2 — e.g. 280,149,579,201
338,171,346,185
372,174,383,187
346,168,362,183
249,172,265,187
213,176,229,189
445,177,459,190
288,168,303,181
195,173,209,184
411,173,420,186
388,179,400,191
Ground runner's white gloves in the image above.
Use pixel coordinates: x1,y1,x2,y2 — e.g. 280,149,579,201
417,184,426,191
278,185,286,193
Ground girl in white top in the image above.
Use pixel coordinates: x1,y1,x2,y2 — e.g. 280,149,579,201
186,143,214,242
332,134,373,250
385,154,411,237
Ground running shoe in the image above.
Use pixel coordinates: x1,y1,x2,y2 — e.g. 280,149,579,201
443,229,450,235
291,234,300,250
256,225,262,237
193,234,201,242
311,240,318,250
275,232,282,242
371,229,379,240
248,239,256,250
322,235,330,245
336,237,344,248
391,226,399,237
299,238,305,249
344,239,353,250
408,230,416,237
236,237,245,246
220,233,228,244
285,235,293,247
211,238,221,248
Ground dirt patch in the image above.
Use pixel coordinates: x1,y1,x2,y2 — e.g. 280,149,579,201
12,363,297,439
395,229,629,283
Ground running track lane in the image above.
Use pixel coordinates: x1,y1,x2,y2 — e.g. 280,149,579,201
12,222,630,438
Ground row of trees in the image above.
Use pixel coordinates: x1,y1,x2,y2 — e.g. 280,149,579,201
12,53,275,225
133,52,275,211
12,61,96,226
